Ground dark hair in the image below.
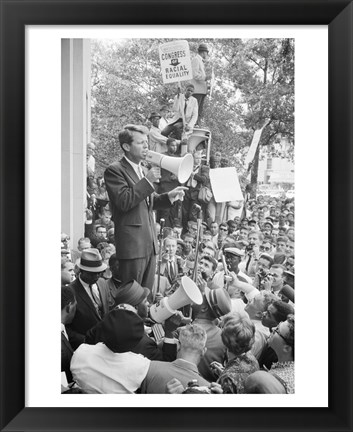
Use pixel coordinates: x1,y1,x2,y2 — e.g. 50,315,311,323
108,253,119,268
118,124,149,152
221,316,255,356
61,285,75,310
95,225,106,233
200,254,217,271
272,300,294,324
277,236,289,244
166,137,177,147
182,231,196,240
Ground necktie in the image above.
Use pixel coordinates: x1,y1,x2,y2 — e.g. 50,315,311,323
137,165,150,206
184,98,188,114
245,254,252,273
169,261,176,281
89,284,102,317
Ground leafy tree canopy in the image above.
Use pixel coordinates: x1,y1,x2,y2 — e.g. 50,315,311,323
91,37,294,185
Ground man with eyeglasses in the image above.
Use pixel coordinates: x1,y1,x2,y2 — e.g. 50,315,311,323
257,300,294,369
260,240,274,256
252,253,274,290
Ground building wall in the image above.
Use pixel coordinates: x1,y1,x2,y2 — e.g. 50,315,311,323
61,39,91,249
258,156,295,185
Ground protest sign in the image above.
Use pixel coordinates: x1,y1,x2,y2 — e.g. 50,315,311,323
209,167,244,203
244,120,270,168
159,40,192,84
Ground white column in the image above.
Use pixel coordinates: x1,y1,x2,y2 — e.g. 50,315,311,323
61,39,91,250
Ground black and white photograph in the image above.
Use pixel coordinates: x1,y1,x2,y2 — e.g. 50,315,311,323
3,0,353,429
22,23,331,413
61,36,296,395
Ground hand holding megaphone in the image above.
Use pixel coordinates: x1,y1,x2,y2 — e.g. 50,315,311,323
146,166,161,183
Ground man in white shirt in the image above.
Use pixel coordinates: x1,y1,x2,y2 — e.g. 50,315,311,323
71,309,150,393
161,85,198,140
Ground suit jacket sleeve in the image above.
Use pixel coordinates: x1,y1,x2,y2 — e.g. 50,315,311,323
192,55,206,82
104,164,155,213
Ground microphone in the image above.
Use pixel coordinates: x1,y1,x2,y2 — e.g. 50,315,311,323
158,218,165,240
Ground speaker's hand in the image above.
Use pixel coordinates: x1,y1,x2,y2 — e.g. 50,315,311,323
146,166,161,183
168,186,188,203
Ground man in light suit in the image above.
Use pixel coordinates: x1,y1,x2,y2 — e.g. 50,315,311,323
66,249,111,350
190,43,211,125
140,324,211,393
161,84,198,141
104,124,187,296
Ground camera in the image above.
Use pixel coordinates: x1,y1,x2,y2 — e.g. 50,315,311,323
245,244,254,252
258,268,268,279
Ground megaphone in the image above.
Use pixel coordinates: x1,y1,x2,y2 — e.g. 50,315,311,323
145,151,193,184
149,276,203,323
188,128,210,154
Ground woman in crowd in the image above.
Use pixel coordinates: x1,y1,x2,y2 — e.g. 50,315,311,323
211,314,259,393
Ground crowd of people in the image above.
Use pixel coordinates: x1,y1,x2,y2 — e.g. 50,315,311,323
61,43,295,395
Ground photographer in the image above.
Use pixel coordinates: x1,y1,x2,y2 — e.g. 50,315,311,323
260,264,286,295
252,253,274,290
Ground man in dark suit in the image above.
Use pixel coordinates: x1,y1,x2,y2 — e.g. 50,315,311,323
61,285,77,384
104,124,187,295
159,236,184,284
66,248,111,349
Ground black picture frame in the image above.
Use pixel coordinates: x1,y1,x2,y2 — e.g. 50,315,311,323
1,1,352,431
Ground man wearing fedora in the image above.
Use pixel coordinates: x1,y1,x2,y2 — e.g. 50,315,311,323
104,124,187,296
190,43,212,126
66,248,112,349
148,111,169,153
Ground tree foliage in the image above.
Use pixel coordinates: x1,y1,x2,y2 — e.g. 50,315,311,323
91,38,294,186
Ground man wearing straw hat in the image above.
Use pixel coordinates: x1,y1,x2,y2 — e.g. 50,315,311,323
66,248,111,349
